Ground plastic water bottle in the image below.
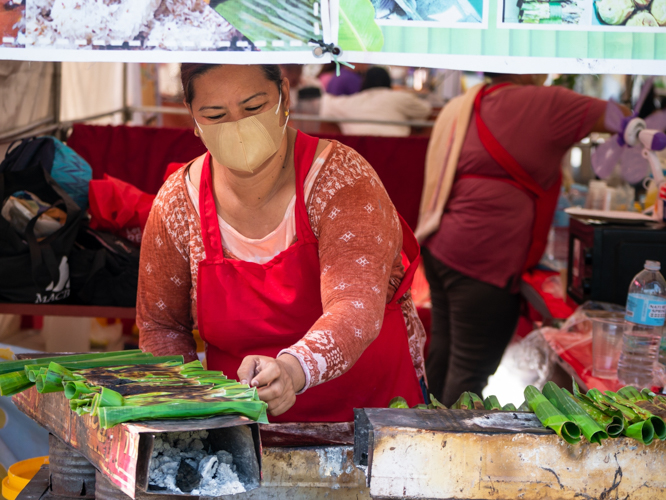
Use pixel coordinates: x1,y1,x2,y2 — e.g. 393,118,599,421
617,260,666,388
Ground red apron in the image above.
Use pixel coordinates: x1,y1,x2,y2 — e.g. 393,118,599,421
197,131,424,422
462,83,561,281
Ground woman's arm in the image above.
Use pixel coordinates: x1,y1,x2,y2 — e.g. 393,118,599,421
282,145,403,391
137,178,198,362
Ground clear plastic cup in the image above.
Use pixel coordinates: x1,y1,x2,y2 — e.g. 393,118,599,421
592,317,625,379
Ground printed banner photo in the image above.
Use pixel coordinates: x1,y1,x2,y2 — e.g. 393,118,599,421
334,0,666,73
501,0,666,31
0,0,332,63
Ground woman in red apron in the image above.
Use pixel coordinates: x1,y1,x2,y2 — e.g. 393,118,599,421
137,64,425,422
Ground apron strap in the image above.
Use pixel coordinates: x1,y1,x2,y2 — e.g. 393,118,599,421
293,131,320,241
474,85,545,198
389,214,421,306
474,84,562,275
199,152,224,260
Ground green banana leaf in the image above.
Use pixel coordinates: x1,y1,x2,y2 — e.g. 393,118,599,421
587,389,640,423
617,386,646,402
213,0,319,50
412,404,429,409
0,350,144,376
0,371,33,397
524,385,581,444
338,0,384,52
624,420,655,445
451,392,473,410
543,382,608,444
564,388,624,437
518,400,531,412
604,391,666,440
429,394,447,409
97,400,269,429
469,392,485,410
389,396,409,409
484,395,502,410
502,403,517,411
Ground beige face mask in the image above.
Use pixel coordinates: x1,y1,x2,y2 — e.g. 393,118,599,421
195,93,288,173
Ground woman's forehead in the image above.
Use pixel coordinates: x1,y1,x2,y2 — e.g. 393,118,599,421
194,65,277,102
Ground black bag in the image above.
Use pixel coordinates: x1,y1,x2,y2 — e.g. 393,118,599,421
0,159,83,304
69,226,140,307
0,136,55,175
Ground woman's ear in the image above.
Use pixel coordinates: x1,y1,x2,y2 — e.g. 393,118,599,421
280,78,291,126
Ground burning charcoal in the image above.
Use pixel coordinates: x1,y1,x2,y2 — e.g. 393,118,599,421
176,459,201,493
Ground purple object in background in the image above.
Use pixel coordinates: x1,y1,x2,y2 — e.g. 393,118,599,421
326,68,363,96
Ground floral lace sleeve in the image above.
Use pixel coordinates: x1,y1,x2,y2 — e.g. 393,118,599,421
137,172,198,363
279,144,405,391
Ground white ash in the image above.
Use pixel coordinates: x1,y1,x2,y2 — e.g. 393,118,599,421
149,430,245,496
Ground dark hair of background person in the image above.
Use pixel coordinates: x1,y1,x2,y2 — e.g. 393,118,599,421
180,64,282,105
483,72,511,79
361,66,392,91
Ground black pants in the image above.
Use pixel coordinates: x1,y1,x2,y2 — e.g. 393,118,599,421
422,247,521,407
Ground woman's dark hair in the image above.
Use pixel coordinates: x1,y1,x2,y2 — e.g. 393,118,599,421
361,66,391,91
180,64,282,105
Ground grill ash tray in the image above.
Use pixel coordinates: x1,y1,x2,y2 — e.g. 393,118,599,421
140,424,261,497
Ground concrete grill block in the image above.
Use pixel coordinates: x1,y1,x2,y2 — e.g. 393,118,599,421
13,388,261,499
356,408,666,499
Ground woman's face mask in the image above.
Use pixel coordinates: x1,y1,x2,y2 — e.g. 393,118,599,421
195,92,288,173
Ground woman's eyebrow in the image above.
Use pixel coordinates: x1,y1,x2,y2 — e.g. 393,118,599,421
239,92,267,104
198,92,268,112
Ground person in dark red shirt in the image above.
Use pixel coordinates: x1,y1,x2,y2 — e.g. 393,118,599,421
417,73,630,405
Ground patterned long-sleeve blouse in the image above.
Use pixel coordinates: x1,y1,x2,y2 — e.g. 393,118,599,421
137,140,426,392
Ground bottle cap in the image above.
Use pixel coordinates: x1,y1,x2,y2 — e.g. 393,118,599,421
645,260,661,271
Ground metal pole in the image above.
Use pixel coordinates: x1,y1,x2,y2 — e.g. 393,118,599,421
122,62,131,124
52,61,64,141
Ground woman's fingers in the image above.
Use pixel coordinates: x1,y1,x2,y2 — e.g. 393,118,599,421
237,356,260,385
267,393,297,416
249,358,281,388
237,354,300,416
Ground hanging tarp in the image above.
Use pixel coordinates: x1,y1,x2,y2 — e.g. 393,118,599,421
0,0,664,73
334,0,666,74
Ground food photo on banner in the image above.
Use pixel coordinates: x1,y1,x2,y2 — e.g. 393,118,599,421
371,0,486,26
501,0,665,28
1,0,330,58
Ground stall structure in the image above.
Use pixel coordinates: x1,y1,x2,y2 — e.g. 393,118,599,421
1,1,666,499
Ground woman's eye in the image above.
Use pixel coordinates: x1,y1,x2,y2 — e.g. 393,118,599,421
246,105,262,112
205,114,225,120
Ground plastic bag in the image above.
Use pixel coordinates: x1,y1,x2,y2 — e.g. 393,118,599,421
88,174,155,246
560,301,625,334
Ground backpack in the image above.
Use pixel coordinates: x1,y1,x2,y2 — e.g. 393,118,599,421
0,159,84,304
0,136,92,209
69,225,140,307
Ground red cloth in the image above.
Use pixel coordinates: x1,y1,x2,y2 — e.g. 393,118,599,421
197,132,423,422
427,85,607,289
67,124,207,195
316,134,428,231
522,269,575,321
88,174,155,245
67,125,429,231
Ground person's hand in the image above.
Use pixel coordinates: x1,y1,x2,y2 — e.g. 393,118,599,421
237,354,306,416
